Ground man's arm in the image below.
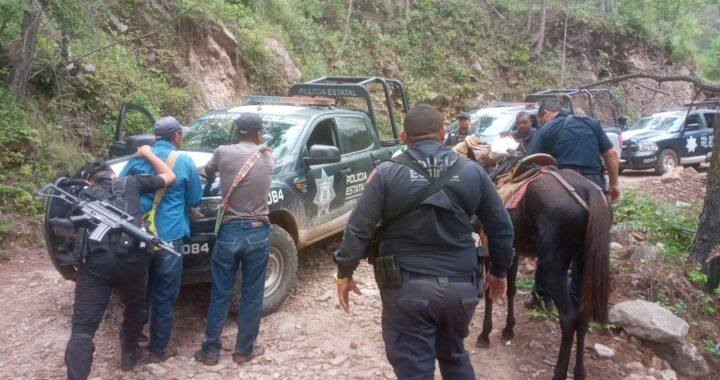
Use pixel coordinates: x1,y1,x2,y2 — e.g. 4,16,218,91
603,148,620,202
333,168,385,278
136,145,176,186
183,157,203,207
475,168,515,301
522,127,546,156
200,148,220,179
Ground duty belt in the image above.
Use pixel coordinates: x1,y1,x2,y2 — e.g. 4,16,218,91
558,165,602,175
402,271,474,284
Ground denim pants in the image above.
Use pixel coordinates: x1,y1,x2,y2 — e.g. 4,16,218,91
201,221,270,357
533,259,582,309
147,239,183,355
380,276,479,380
65,248,149,380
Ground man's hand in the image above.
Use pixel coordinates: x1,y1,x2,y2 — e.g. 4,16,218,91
609,183,620,203
260,146,273,155
337,278,362,314
135,145,152,158
484,273,507,303
199,169,207,178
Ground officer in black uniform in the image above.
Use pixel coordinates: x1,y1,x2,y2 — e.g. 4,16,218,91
334,105,515,380
444,111,472,147
523,100,620,309
64,146,175,380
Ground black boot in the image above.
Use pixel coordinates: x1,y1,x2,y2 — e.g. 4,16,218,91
121,346,146,371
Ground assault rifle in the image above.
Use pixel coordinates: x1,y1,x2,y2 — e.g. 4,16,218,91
37,182,181,257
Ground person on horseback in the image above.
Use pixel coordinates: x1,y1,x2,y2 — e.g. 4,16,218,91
522,100,619,309
445,111,472,146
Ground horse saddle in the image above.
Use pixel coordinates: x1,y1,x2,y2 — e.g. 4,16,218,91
511,153,557,178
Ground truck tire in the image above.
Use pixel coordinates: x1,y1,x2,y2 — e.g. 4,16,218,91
655,149,678,175
230,224,298,315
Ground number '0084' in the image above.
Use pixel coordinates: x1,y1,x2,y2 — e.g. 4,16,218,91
267,189,284,205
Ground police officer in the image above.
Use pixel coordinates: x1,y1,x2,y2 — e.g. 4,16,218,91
64,146,175,380
444,111,472,147
523,100,620,309
334,104,515,379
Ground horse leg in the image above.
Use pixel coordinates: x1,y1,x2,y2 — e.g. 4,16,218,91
539,260,577,380
574,319,588,380
501,254,520,341
476,288,493,348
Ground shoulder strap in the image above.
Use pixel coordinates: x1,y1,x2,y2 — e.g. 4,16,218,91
214,148,262,234
149,151,179,212
383,153,467,228
392,153,467,209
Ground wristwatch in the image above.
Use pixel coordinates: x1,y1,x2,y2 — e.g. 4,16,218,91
333,273,350,285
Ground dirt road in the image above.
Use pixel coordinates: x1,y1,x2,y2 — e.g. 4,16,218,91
0,234,640,380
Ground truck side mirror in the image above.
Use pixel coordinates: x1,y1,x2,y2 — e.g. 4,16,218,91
304,144,341,165
109,134,157,158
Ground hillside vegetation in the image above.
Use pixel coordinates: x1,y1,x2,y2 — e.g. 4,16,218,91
0,0,718,247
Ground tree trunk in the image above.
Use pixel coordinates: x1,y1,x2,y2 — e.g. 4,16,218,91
6,0,44,99
533,0,547,56
526,0,533,35
341,0,354,46
405,0,411,16
690,123,720,291
599,0,607,17
560,11,569,87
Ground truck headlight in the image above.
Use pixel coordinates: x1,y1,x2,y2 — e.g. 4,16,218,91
638,142,658,151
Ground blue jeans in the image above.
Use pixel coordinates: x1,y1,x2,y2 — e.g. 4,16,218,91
534,259,581,309
201,221,270,357
147,239,183,355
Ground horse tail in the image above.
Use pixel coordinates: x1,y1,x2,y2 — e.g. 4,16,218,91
581,189,611,323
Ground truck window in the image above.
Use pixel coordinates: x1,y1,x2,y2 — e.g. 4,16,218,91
337,117,373,154
306,118,340,150
685,114,701,131
703,112,716,129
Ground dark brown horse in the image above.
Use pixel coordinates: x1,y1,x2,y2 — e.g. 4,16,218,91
476,168,611,380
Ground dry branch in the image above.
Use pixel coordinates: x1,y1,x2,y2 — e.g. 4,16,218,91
580,72,720,92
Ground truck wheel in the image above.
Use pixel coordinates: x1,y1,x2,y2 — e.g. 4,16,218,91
230,224,298,315
655,149,678,175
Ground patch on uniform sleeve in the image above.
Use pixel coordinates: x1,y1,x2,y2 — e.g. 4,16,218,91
367,168,378,184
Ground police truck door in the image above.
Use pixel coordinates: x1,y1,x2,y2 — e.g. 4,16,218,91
336,116,376,213
301,117,344,226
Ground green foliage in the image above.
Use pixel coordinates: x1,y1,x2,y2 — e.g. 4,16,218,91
705,338,720,360
613,190,700,262
516,278,534,290
689,267,709,285
587,322,616,334
529,305,559,322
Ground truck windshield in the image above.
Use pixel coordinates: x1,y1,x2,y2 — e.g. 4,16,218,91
629,115,682,132
447,110,517,136
183,113,308,159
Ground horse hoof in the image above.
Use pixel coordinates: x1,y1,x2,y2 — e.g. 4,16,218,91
475,336,490,348
501,329,515,341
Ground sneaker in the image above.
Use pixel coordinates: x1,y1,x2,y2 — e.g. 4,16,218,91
194,349,219,366
522,291,554,310
121,346,147,371
232,345,265,364
148,348,177,363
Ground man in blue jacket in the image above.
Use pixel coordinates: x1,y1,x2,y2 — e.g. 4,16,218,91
120,116,202,362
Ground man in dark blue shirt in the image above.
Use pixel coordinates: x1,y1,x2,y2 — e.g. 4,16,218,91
333,104,515,379
523,100,619,309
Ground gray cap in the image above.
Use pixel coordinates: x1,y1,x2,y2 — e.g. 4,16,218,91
235,113,265,135
153,116,184,139
458,112,471,120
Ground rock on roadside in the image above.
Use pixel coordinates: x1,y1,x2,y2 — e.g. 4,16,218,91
591,343,615,359
609,300,688,343
646,341,709,380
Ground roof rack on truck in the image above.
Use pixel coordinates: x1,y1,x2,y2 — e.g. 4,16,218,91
288,76,409,141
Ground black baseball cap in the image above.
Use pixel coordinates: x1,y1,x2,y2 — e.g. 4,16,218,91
154,116,188,139
77,159,113,180
235,113,265,135
458,112,471,120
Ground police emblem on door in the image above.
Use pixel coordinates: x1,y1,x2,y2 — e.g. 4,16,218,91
314,168,336,217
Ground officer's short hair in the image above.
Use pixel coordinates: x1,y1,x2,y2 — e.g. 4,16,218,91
538,100,562,117
404,104,444,138
516,111,531,119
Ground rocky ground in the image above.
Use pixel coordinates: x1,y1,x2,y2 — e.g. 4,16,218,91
0,170,716,379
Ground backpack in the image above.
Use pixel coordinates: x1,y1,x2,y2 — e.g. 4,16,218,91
73,177,136,261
